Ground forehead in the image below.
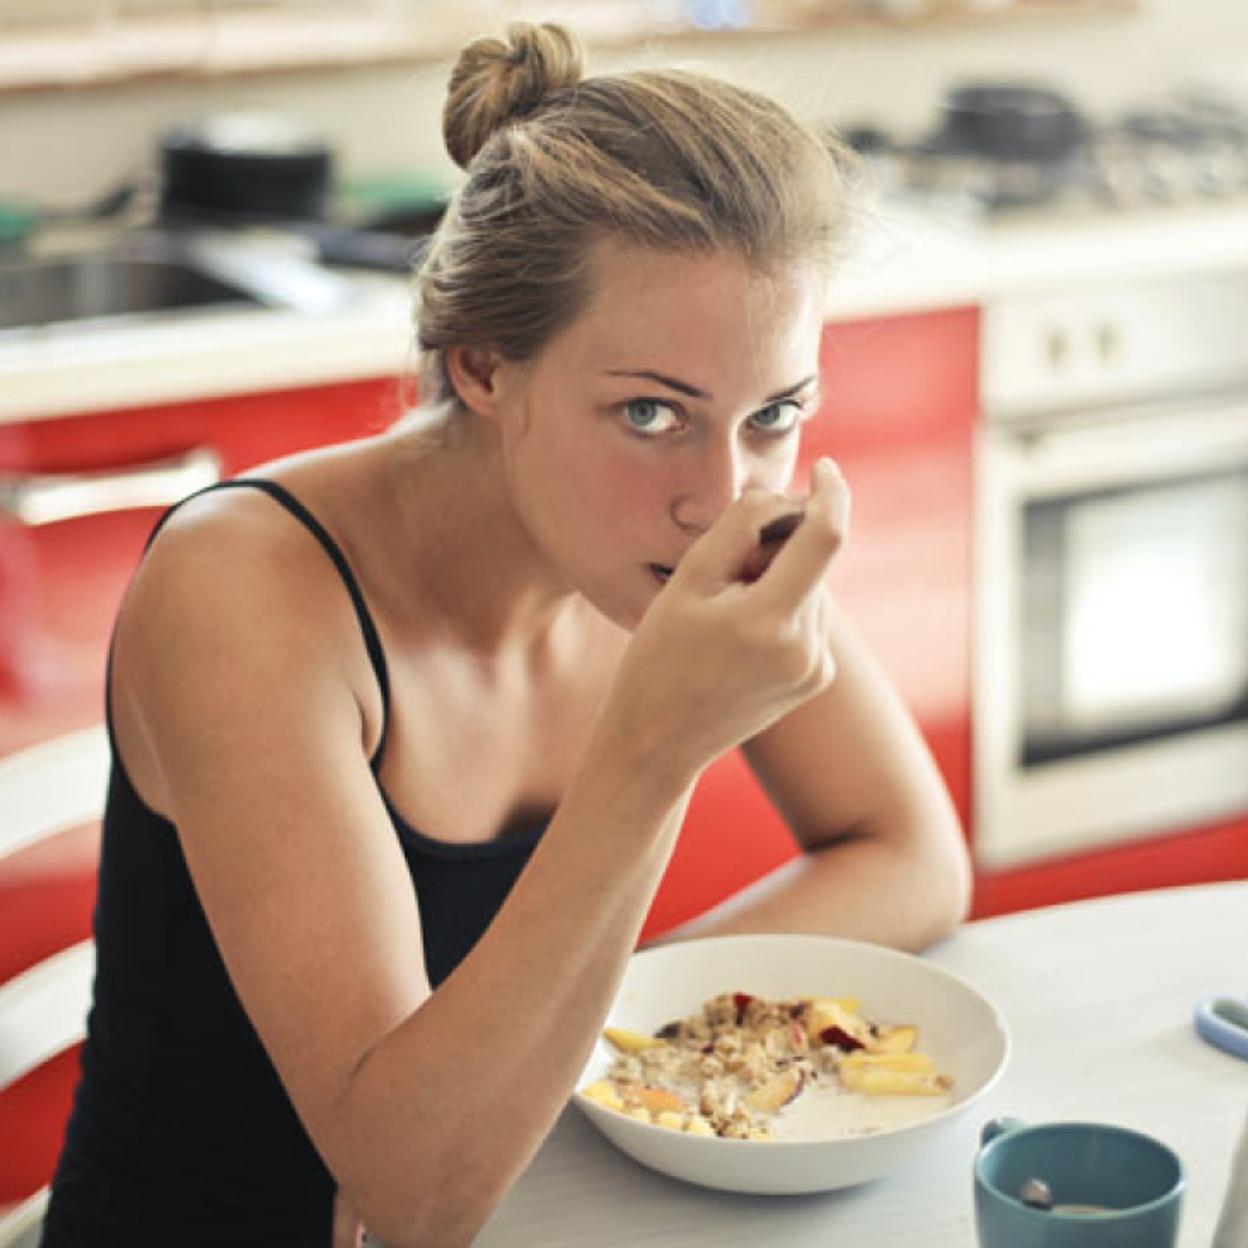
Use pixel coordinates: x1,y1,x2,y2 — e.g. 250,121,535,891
550,241,824,383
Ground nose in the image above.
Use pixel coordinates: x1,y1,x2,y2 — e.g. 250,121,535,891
669,437,758,534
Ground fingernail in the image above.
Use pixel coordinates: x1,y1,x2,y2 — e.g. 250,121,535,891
814,456,838,484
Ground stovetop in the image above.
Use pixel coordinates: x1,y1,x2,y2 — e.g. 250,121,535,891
841,88,1248,227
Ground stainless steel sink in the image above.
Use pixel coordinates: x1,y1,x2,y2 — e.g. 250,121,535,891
0,254,257,329
0,230,359,334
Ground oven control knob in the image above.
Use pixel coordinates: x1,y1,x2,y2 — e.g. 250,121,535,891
1044,325,1070,371
1095,320,1122,365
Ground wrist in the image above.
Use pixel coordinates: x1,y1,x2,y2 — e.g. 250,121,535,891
580,696,705,814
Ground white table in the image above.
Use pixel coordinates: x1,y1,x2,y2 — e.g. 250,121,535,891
477,881,1248,1247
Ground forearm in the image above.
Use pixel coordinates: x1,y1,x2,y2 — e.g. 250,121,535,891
650,820,971,954
332,728,697,1246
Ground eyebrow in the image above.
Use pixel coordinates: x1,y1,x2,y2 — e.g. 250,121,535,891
603,370,819,404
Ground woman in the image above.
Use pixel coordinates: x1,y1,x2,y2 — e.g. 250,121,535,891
43,23,970,1248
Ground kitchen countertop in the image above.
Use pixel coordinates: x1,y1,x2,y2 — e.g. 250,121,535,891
832,197,1248,319
0,265,415,426
4,200,1248,426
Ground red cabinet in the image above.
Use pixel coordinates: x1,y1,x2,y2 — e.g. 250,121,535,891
972,814,1248,918
643,306,980,938
0,378,402,755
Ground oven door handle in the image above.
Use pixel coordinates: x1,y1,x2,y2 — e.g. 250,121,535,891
1001,397,1248,497
0,446,223,527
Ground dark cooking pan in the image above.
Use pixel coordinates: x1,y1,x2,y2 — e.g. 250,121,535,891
158,114,424,271
160,113,333,222
939,83,1088,164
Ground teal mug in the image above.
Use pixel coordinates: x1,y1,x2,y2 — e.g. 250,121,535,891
974,1118,1185,1248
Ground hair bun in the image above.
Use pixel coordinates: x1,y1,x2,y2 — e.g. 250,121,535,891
443,22,584,170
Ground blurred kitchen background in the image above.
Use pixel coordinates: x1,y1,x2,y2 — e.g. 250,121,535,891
3,0,1248,205
3,2,1248,1186
2,0,1248,1210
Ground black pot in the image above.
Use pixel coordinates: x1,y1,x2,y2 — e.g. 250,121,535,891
940,83,1087,164
155,113,431,272
159,114,333,224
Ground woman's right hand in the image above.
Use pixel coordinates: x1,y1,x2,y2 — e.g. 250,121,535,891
602,457,851,783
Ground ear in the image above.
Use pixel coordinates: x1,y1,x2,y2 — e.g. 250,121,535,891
444,345,508,420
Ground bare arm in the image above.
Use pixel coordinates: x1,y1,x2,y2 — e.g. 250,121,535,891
650,595,972,953
115,469,845,1247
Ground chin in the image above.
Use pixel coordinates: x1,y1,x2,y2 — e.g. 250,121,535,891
576,576,652,633
589,598,647,633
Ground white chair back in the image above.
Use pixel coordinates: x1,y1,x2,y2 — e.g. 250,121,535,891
0,725,109,1247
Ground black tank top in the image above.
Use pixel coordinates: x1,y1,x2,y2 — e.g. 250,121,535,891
42,479,548,1247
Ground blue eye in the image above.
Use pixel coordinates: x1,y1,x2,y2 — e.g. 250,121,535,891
623,398,681,436
749,401,802,434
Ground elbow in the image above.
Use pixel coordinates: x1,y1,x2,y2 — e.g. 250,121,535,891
928,869,972,948
362,1199,486,1248
355,1169,504,1248
329,1045,521,1248
914,821,973,950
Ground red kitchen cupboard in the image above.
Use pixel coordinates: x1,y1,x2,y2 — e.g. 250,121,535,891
971,812,1248,918
0,376,401,1209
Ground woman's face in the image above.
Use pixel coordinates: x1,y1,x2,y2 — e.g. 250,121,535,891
494,241,827,629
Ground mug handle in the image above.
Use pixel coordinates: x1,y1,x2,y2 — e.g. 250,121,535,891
981,1117,1026,1148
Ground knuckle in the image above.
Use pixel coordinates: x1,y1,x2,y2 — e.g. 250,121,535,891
805,510,846,555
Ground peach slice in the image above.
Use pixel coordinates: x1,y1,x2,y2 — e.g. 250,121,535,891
804,998,869,1047
635,1086,688,1116
840,1051,934,1075
603,1026,665,1054
869,1024,918,1054
840,1068,953,1096
747,1067,805,1113
580,1079,625,1112
839,1050,950,1095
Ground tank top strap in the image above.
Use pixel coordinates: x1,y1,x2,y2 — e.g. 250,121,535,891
141,477,392,770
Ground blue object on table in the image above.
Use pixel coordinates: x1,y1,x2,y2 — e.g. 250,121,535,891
1195,994,1248,1061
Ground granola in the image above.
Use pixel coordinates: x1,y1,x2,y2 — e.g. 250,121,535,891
581,990,952,1140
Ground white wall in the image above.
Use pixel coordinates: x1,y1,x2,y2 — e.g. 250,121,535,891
4,0,1248,207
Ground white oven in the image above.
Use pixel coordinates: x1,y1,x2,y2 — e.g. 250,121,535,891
974,269,1248,867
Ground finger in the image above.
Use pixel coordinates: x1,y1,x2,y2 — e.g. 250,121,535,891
674,490,804,591
751,458,850,608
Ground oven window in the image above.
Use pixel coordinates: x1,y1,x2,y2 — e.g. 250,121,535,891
1020,466,1248,766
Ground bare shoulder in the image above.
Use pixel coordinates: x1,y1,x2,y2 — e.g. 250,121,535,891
117,483,370,679
110,484,382,814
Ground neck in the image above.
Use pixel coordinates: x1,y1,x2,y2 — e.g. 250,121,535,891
381,406,581,656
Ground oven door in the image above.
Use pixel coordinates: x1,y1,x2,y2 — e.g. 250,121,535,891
975,395,1248,867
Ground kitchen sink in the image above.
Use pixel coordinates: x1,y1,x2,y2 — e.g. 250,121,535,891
0,254,257,329
0,230,359,333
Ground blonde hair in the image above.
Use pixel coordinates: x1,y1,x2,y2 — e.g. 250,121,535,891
413,22,856,409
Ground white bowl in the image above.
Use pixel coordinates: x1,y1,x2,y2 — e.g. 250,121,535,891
573,934,1009,1195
